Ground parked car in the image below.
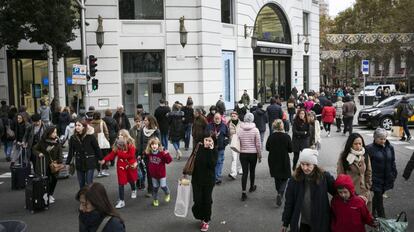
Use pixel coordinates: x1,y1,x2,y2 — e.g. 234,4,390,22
358,84,396,100
358,94,414,130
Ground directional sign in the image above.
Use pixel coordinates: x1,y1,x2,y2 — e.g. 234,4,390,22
72,64,87,85
361,60,369,75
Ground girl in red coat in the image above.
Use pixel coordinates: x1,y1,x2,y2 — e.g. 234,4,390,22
321,100,336,137
331,174,376,232
144,137,172,207
100,129,138,209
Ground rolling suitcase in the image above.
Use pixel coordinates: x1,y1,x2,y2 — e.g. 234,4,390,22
11,147,30,190
57,152,69,179
25,156,49,213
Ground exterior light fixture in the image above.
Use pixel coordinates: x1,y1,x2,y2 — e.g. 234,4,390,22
179,16,188,48
96,15,104,49
298,33,311,54
244,24,257,49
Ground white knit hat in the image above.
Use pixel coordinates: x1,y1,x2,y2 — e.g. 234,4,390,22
298,148,319,165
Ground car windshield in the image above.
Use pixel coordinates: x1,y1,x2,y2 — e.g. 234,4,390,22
375,97,400,108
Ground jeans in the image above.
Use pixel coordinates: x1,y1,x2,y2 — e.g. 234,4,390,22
184,123,192,149
336,117,342,131
268,123,273,134
118,182,136,201
259,131,265,147
47,168,58,195
3,141,13,158
240,153,258,191
192,184,214,222
172,140,180,151
289,113,295,124
160,132,169,150
274,178,288,195
229,150,242,177
373,190,385,218
215,149,225,181
323,122,332,133
343,117,354,135
77,169,95,189
400,117,411,138
152,177,170,200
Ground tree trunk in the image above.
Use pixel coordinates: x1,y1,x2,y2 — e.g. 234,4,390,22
52,46,60,111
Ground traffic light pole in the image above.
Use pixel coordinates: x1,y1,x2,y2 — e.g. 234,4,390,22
77,0,89,113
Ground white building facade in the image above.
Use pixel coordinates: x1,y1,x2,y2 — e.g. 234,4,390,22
0,0,320,116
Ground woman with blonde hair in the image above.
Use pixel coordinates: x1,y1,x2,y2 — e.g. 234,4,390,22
100,129,137,209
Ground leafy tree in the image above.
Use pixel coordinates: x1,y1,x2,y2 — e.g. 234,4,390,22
0,0,78,109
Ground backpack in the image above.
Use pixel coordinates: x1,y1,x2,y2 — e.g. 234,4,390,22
401,104,413,118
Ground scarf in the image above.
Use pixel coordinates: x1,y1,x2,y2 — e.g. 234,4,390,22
346,147,365,165
143,127,156,137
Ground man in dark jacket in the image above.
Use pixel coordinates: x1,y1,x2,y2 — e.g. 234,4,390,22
266,97,283,133
154,99,171,150
181,97,194,150
342,95,357,136
253,103,268,145
215,95,226,115
318,92,329,108
136,104,149,119
113,105,131,130
395,96,412,141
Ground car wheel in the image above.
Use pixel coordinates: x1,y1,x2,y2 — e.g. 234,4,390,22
380,117,393,130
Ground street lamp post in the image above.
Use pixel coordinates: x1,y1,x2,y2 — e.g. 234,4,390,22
343,47,350,86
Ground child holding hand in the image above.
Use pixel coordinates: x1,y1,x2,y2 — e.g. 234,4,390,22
145,137,172,207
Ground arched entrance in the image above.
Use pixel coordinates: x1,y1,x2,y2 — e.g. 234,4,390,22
253,3,292,102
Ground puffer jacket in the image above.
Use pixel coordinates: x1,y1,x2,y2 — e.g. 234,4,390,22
253,108,268,133
228,119,240,139
238,122,261,156
334,101,344,118
322,106,336,124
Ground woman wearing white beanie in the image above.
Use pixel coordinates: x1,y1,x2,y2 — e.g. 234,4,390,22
281,148,335,232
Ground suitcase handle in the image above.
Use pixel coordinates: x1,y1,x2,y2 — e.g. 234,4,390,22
396,211,407,222
39,155,46,177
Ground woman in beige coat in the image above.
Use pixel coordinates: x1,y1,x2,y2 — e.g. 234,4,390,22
90,111,110,177
337,133,373,211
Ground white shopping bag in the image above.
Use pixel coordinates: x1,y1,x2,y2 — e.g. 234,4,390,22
174,178,191,218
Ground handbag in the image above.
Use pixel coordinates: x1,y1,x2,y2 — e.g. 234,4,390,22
69,158,75,176
377,211,408,232
6,125,15,140
50,159,65,174
174,178,191,218
230,133,241,153
97,121,110,149
182,142,201,175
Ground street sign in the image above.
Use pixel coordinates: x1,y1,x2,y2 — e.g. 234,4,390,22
361,60,369,75
72,64,87,85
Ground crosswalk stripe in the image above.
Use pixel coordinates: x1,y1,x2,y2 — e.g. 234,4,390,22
404,146,414,150
0,172,11,178
0,182,4,185
390,141,409,145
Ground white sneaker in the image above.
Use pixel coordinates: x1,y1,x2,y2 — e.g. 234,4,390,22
102,170,110,177
115,200,125,209
97,172,104,178
49,195,55,204
131,190,137,199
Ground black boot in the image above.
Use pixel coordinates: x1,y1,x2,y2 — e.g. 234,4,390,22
241,192,247,201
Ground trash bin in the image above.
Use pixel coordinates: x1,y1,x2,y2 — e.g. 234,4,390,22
359,96,374,105
0,220,28,232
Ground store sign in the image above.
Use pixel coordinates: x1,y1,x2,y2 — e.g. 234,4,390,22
254,46,292,56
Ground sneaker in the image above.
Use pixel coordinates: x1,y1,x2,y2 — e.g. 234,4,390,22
200,221,209,232
276,194,282,207
49,195,55,204
241,192,247,201
228,174,236,180
131,190,137,199
400,137,407,141
115,200,125,209
97,172,104,178
177,150,182,160
215,180,222,185
101,170,110,177
407,136,412,141
327,132,331,137
249,185,257,193
164,194,171,203
153,200,159,207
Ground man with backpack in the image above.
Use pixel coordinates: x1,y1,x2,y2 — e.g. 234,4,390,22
396,96,413,141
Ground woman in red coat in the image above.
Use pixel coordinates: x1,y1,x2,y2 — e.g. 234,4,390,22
100,129,138,209
321,100,336,137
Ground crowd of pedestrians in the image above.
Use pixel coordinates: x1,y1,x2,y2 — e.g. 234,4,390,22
0,85,413,232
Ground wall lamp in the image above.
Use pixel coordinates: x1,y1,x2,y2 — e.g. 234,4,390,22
297,33,311,54
244,24,258,49
96,15,104,49
179,16,188,48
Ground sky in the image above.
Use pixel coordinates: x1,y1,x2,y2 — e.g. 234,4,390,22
329,0,356,17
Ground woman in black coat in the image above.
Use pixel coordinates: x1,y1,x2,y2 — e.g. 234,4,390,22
366,128,397,218
282,149,335,232
266,119,292,207
291,109,311,171
167,103,185,159
190,131,218,232
66,119,102,189
58,107,71,136
11,113,30,163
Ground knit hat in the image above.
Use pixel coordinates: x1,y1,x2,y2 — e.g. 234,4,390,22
298,148,319,165
374,128,387,139
244,112,254,123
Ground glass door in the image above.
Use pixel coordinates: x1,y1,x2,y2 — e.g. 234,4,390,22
264,59,274,101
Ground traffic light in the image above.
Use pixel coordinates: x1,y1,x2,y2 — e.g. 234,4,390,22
88,55,98,77
92,78,98,91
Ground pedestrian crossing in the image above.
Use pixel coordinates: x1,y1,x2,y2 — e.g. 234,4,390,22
0,172,11,178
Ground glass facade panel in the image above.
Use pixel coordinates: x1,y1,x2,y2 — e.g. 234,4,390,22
221,0,233,24
264,60,274,100
254,5,291,44
119,0,163,20
65,57,82,111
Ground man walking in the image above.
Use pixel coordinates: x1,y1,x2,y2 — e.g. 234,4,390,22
182,97,194,150
342,95,357,136
396,96,413,141
266,97,283,133
154,99,171,149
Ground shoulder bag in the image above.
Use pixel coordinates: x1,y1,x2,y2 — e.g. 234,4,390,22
230,132,241,153
97,121,110,149
183,142,202,175
97,216,113,232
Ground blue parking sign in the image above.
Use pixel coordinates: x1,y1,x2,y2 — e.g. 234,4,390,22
361,60,369,75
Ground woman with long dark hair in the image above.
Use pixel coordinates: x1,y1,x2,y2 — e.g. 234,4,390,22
337,133,372,210
77,182,125,232
291,109,311,171
32,125,63,204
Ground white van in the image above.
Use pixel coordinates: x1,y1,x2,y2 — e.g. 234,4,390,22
359,84,396,98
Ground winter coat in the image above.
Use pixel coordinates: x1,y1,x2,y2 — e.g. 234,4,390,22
216,100,226,115
331,174,375,232
334,101,344,118
342,101,357,118
146,150,172,179
206,122,229,151
58,111,71,134
309,121,321,148
253,108,268,133
282,171,335,232
191,145,218,186
337,151,372,201
32,138,63,176
403,152,414,180
37,105,51,123
312,104,323,119
304,100,314,112
182,106,194,124
140,128,160,155
1,118,15,141
79,211,125,232
266,132,293,179
240,93,250,106
90,119,110,142
292,120,311,152
63,122,75,143
238,122,261,156
266,104,283,125
113,112,131,130
322,106,336,124
192,115,208,144
154,105,171,134
23,123,45,159
319,96,329,107
168,111,185,142
67,126,102,171
129,125,142,156
395,99,413,119
15,122,30,142
287,99,296,114
103,144,138,185
102,116,119,146
366,141,397,192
